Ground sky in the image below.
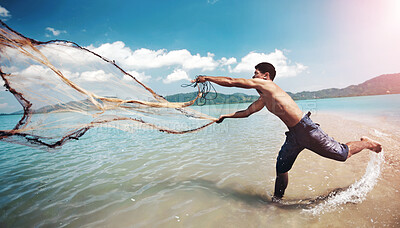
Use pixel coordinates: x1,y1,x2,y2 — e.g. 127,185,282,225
0,0,400,113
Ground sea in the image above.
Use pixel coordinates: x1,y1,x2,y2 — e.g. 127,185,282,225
1,94,399,227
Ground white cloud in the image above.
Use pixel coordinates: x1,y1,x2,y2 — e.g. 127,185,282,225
232,50,307,77
6,38,306,89
40,42,100,66
207,0,219,4
219,57,237,66
0,103,7,108
125,71,151,82
87,42,306,81
80,70,113,82
15,65,74,91
163,69,189,84
46,27,67,36
87,41,130,64
0,5,11,19
19,65,54,81
88,41,219,71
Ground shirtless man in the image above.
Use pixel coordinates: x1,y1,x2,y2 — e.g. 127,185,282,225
193,62,382,200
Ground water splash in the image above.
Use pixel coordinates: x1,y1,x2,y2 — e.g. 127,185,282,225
303,150,384,215
372,129,390,138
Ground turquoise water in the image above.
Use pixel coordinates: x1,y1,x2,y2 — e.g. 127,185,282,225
1,94,399,227
293,94,400,122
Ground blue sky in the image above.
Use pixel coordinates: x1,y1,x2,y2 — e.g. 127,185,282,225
1,0,400,113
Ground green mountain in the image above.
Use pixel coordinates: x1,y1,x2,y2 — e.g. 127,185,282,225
166,73,400,104
165,92,259,105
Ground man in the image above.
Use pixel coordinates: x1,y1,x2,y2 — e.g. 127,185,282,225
193,62,382,200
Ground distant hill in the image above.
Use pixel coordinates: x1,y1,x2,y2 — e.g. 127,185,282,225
287,73,400,100
165,92,259,105
9,98,101,115
2,73,399,115
166,73,400,104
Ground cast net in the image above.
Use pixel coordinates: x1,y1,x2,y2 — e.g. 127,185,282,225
0,21,217,150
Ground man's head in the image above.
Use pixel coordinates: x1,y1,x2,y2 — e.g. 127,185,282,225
254,62,276,81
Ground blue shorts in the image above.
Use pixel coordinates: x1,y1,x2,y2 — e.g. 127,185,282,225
276,112,349,174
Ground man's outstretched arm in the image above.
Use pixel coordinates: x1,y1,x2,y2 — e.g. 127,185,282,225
217,97,264,123
194,76,263,90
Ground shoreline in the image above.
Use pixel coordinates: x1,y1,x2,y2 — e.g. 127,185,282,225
311,110,400,140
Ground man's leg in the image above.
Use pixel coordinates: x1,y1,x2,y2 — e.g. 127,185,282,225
346,136,382,158
274,130,303,201
273,172,288,199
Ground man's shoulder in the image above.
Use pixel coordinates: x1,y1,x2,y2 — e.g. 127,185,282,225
256,79,279,91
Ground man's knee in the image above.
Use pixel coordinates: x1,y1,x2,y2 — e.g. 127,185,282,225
313,143,349,162
276,172,288,178
335,144,349,162
276,159,295,174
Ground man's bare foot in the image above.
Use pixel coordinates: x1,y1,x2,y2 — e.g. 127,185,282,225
361,136,382,153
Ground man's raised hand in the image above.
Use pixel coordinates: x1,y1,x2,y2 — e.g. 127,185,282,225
191,75,206,83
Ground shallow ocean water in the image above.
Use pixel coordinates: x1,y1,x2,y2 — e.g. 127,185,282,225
1,94,400,227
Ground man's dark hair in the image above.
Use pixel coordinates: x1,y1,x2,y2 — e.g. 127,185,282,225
255,62,276,81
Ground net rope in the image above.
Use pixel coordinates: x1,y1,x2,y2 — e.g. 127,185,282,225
0,20,217,149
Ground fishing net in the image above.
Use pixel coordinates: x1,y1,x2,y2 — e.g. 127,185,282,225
0,21,217,150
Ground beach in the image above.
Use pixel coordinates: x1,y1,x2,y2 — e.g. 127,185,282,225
0,94,399,227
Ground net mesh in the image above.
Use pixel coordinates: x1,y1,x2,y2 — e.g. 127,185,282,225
0,21,217,149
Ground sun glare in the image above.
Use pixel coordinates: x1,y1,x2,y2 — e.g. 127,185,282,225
389,0,400,27
395,0,400,21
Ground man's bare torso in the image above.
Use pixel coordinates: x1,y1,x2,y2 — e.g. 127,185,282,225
257,81,303,127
